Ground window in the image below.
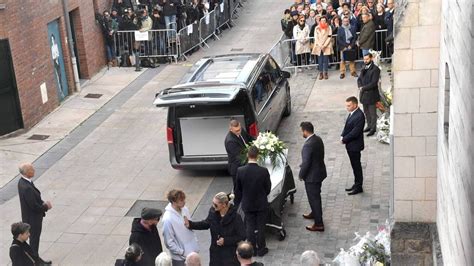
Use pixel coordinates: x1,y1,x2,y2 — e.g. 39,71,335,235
251,59,279,112
444,63,450,143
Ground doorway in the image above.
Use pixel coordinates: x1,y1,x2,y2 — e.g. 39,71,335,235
69,9,82,79
47,20,69,101
0,39,23,135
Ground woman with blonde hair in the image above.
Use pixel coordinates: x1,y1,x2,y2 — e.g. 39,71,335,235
184,192,245,266
293,15,311,68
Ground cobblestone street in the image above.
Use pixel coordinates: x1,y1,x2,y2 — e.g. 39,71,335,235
193,69,391,265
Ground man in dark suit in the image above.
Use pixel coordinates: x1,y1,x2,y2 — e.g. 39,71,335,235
357,53,381,137
17,163,52,264
299,122,327,232
224,119,253,190
234,146,271,257
341,97,366,195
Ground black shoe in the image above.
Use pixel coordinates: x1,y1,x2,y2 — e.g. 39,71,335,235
367,130,376,137
257,247,269,257
345,185,356,192
348,188,363,195
363,127,371,132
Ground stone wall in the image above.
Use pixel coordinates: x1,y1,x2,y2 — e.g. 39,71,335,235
436,0,474,264
392,0,440,222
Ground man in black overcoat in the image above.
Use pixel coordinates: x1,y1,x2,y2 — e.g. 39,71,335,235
234,146,271,257
129,207,163,266
224,120,253,190
357,53,381,136
299,122,327,232
341,96,366,195
17,163,52,264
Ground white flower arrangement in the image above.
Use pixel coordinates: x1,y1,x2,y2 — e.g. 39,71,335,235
333,220,392,266
242,132,286,168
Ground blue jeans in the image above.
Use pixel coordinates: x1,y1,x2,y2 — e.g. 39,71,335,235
362,49,370,56
105,44,114,61
165,15,177,38
318,53,329,72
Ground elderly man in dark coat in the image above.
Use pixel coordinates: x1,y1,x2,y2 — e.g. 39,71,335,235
17,163,52,264
129,208,163,266
357,53,380,137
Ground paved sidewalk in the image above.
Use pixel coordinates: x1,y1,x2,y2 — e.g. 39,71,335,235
0,68,144,188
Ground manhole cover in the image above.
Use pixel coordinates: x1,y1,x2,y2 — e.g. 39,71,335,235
27,134,50,140
84,93,103,99
231,48,243,52
126,200,168,217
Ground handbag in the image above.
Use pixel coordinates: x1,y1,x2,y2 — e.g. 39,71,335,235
342,48,357,61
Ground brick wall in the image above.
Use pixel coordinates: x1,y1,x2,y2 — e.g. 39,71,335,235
392,0,440,223
436,1,473,264
0,0,110,130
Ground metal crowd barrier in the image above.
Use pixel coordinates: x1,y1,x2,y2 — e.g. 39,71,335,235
199,8,219,46
216,0,233,29
270,29,392,72
114,29,179,65
178,23,201,60
111,0,249,66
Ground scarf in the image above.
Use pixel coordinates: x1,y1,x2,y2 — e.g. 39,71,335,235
342,24,353,44
319,22,328,30
299,23,305,30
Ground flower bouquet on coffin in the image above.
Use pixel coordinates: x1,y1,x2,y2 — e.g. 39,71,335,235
242,132,287,169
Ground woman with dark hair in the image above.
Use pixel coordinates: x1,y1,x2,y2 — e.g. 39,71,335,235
373,3,387,57
10,222,40,266
330,15,341,66
312,16,333,79
115,243,143,266
184,192,245,266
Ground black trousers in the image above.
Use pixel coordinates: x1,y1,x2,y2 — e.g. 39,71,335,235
363,104,377,131
27,217,43,255
244,210,267,251
304,181,323,226
347,150,363,189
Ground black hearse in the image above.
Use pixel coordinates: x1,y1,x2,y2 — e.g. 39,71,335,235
154,53,291,169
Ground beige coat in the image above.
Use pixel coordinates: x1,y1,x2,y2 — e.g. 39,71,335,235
293,25,311,55
311,26,333,56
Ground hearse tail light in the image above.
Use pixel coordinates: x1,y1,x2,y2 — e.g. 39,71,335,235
167,127,174,144
249,122,259,137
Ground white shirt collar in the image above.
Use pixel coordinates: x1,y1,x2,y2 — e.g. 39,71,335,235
21,175,32,183
350,107,359,116
305,134,315,142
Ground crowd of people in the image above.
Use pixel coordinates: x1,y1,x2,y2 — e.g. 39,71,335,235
280,0,394,78
99,0,229,67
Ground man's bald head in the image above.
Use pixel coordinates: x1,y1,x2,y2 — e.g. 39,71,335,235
19,163,35,178
185,252,201,266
